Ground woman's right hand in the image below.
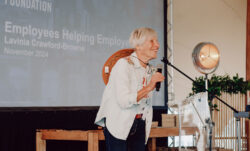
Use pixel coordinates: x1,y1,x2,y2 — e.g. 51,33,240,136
147,72,165,91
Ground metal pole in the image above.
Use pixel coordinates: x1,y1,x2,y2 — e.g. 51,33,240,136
178,106,181,151
236,117,241,151
205,74,213,151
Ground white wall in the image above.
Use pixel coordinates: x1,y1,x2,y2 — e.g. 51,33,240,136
172,0,247,102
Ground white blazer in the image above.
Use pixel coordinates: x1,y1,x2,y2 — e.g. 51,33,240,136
95,52,153,143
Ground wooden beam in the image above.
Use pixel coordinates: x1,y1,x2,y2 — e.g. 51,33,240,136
149,127,198,137
246,0,250,150
88,131,99,151
248,0,250,82
151,138,157,151
36,132,46,151
40,129,88,141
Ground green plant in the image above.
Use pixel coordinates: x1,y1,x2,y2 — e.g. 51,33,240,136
189,74,250,111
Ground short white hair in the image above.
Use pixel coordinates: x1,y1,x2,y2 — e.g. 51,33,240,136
129,27,157,48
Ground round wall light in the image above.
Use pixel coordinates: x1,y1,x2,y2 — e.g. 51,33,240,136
192,42,220,74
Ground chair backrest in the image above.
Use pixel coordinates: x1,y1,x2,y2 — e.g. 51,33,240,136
102,48,134,85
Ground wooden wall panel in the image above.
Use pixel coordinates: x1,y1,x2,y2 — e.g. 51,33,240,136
213,93,247,150
246,0,250,150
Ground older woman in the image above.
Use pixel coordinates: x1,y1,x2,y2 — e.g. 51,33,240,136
95,27,165,151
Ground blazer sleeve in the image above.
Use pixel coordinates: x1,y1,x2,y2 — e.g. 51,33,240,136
110,59,138,109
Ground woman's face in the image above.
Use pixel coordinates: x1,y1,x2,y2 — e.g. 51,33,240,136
136,35,160,60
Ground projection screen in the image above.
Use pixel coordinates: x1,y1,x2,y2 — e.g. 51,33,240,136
0,0,165,107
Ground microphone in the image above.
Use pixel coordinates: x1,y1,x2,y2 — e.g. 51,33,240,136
156,64,163,91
